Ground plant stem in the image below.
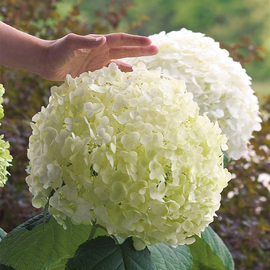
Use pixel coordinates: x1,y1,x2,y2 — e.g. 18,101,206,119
111,234,120,244
88,221,97,240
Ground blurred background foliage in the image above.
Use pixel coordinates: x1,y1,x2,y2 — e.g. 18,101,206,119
0,0,269,269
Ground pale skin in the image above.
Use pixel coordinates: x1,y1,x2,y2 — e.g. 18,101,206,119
0,21,158,81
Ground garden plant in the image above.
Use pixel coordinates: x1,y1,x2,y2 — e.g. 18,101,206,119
0,1,269,269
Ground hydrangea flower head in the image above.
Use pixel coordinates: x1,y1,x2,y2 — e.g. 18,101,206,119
26,64,231,249
124,29,262,160
0,84,12,187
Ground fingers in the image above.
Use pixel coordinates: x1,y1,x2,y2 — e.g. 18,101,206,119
105,33,152,47
64,33,106,50
109,45,158,59
62,33,159,58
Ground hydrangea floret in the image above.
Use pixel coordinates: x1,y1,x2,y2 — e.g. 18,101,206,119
26,63,231,250
0,84,12,187
124,29,262,160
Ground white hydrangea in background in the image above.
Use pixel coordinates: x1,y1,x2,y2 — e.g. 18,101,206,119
124,29,262,160
0,84,12,187
26,64,231,250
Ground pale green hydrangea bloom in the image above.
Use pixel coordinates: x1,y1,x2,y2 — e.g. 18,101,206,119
124,29,262,160
0,84,12,187
26,64,231,250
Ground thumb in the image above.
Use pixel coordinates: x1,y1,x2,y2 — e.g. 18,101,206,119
63,33,106,50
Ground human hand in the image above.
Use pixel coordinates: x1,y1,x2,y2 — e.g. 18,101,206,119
41,33,158,81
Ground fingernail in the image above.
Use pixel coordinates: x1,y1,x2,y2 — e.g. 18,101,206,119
95,37,103,42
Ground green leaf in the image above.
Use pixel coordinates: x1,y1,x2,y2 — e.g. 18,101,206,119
189,226,234,270
202,227,234,269
148,243,193,270
0,213,92,270
0,228,7,243
66,236,156,270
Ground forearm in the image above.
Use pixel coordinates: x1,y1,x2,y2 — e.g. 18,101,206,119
0,21,48,76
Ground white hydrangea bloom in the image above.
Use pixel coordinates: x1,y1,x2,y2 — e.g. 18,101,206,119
26,64,231,250
124,29,262,160
0,84,12,187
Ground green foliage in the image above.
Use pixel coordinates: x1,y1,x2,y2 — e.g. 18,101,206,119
66,237,155,270
148,244,192,270
189,227,234,270
0,212,234,270
202,227,234,270
65,228,234,270
0,213,92,270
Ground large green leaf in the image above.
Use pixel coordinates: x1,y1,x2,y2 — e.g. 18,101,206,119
0,213,92,270
148,243,193,270
189,226,234,270
66,236,156,270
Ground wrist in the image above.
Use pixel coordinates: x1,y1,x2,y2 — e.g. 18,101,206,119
36,39,54,79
